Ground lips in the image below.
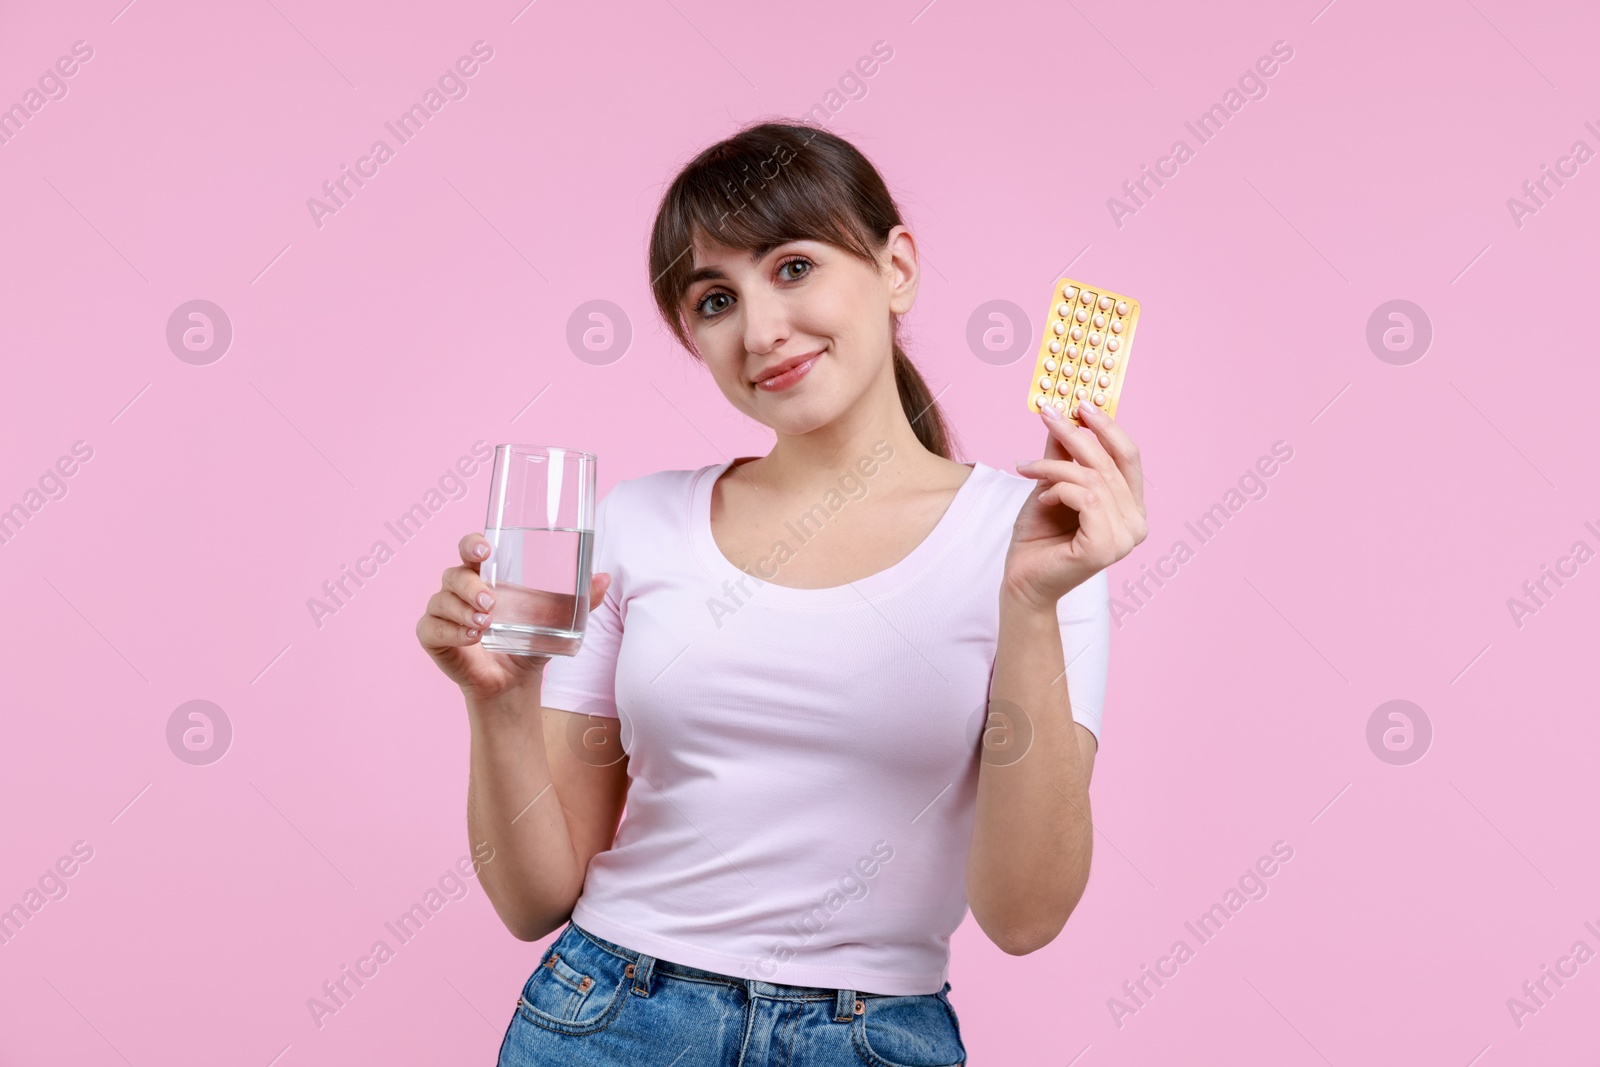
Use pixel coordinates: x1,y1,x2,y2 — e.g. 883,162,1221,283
753,351,822,386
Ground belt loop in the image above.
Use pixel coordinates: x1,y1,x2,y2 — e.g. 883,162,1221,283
630,953,657,997
834,988,858,1023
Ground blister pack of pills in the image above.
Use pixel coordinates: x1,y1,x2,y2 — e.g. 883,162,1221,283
1025,278,1140,424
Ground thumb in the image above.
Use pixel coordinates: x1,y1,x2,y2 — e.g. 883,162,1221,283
589,572,612,610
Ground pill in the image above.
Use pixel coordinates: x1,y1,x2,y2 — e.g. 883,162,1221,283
1073,308,1087,324
1057,303,1071,317
1085,352,1099,367
1093,314,1106,328
1039,375,1052,390
1057,380,1071,394
1093,392,1105,405
1049,339,1062,354
1079,367,1093,383
1116,301,1129,315
1099,373,1112,388
1111,320,1124,334
1034,393,1046,408
1098,295,1112,310
1106,338,1120,352
1070,327,1083,341
1088,333,1102,346
1067,345,1079,359
1079,290,1094,305
1062,286,1077,301
1044,359,1057,373
1054,399,1066,411
1102,356,1116,370
1053,322,1065,336
1069,403,1080,418
1075,385,1087,399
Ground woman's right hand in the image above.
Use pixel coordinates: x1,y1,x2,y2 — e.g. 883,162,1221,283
416,531,611,701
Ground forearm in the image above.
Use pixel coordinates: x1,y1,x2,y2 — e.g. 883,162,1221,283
967,591,1094,954
466,681,584,941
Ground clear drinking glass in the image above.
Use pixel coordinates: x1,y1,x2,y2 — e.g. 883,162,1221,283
479,445,597,658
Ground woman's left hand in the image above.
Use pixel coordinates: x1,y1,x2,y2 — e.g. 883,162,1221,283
1004,402,1148,610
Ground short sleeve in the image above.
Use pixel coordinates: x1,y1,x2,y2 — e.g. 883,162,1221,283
1057,567,1111,744
539,484,623,718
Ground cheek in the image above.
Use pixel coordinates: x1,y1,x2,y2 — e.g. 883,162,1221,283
698,341,757,405
793,284,880,359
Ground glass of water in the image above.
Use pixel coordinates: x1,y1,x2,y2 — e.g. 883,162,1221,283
479,445,597,658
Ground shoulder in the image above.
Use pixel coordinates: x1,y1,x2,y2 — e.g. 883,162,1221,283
966,461,1043,514
597,463,716,527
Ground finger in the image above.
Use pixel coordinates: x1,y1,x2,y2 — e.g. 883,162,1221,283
1075,403,1145,508
1066,411,1146,545
590,572,612,610
428,588,489,630
416,612,482,649
1038,478,1117,548
1015,457,1101,488
1042,410,1137,517
1036,404,1074,464
442,563,497,614
459,532,490,571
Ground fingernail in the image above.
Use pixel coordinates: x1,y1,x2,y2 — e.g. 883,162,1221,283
477,592,494,610
473,612,489,625
1040,403,1061,421
475,543,489,558
466,629,479,638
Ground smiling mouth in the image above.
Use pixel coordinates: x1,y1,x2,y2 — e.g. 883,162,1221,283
753,350,823,386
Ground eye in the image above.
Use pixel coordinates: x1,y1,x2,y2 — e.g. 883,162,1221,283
693,289,733,319
690,256,814,320
776,256,813,281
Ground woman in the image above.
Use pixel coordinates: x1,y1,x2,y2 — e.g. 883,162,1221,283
417,121,1147,1066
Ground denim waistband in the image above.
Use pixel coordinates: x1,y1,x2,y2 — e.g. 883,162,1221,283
566,919,868,1022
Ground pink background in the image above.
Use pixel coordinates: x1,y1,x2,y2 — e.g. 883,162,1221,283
2,0,1596,1063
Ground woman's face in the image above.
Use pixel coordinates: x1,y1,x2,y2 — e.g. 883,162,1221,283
680,226,918,436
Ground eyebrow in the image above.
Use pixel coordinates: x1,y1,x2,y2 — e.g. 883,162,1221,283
683,242,786,286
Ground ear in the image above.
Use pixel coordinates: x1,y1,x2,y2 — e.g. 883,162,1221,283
884,224,920,315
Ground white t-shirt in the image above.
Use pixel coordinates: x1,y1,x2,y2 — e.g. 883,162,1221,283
539,455,1111,995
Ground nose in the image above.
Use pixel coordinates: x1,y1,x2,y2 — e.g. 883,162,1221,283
740,283,790,360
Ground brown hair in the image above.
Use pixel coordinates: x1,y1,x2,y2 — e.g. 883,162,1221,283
647,121,956,460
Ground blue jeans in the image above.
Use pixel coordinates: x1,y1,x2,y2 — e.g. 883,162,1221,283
496,920,967,1066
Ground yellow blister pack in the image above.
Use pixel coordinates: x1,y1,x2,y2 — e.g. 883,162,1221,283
1025,278,1141,424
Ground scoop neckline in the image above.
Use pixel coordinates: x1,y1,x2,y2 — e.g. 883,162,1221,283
690,457,990,608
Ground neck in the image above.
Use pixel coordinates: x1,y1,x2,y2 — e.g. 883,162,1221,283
744,371,943,499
